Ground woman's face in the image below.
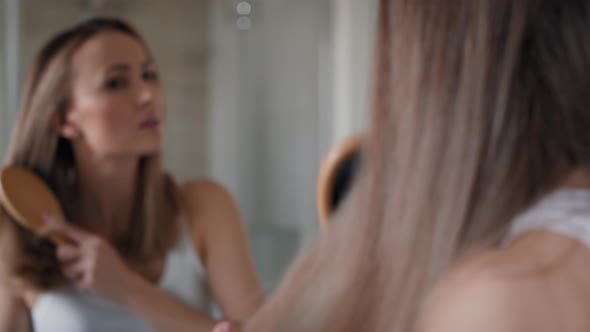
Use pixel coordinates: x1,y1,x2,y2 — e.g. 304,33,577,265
62,31,164,159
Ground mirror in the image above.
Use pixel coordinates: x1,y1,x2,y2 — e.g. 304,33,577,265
0,0,376,299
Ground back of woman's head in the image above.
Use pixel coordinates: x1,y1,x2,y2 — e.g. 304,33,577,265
0,17,180,290
243,0,590,330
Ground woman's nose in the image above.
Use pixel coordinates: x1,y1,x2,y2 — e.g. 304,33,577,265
137,83,156,108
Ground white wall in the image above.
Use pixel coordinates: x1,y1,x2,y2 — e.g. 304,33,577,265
0,0,21,162
209,0,380,231
0,1,6,160
208,0,377,290
209,0,325,231
208,0,330,289
330,0,378,143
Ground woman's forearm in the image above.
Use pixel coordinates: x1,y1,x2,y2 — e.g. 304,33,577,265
121,273,218,332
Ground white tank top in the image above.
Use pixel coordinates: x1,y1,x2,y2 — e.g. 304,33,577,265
508,189,590,246
31,223,212,332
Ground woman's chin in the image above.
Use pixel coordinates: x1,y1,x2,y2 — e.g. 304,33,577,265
137,143,163,158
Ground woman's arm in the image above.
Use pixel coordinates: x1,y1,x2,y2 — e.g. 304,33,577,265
121,273,217,331
40,179,263,332
40,216,219,332
183,180,265,321
124,180,265,331
0,288,31,332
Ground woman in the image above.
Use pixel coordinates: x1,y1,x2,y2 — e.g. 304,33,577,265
216,0,590,331
0,17,263,332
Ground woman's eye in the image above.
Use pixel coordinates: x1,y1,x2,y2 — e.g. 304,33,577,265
143,70,159,82
105,77,128,91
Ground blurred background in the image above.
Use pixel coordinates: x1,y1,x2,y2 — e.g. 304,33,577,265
0,0,376,293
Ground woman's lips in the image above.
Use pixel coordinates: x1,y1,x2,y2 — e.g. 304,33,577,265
140,117,160,129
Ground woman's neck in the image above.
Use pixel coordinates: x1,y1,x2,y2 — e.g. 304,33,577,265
74,153,139,239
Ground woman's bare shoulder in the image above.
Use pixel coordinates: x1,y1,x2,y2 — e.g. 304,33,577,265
181,179,235,211
180,178,241,235
420,231,590,332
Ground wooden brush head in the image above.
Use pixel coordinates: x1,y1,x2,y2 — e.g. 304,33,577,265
0,165,66,244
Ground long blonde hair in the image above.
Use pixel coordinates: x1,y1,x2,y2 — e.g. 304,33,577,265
0,17,180,290
244,0,590,330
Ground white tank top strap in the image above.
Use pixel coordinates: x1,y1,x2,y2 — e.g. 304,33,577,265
158,217,212,311
508,189,590,247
